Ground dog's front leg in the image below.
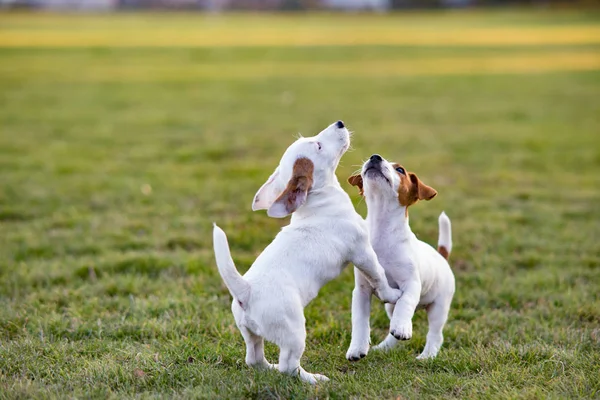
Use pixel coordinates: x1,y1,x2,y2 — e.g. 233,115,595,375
351,245,402,304
346,268,372,361
389,278,421,341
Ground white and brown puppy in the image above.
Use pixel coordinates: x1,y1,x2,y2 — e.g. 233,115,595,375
346,154,455,360
213,122,402,384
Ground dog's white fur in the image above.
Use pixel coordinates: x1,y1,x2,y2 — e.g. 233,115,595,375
346,154,455,360
213,123,402,384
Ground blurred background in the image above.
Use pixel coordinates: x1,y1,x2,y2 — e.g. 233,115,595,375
2,0,600,10
0,1,599,398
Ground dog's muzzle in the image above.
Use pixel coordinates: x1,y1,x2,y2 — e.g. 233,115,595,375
363,155,390,183
364,154,383,173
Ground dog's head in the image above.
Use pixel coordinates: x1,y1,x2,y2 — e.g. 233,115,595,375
252,120,350,218
348,154,437,210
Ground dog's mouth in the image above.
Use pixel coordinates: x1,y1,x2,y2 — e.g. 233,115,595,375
364,166,390,184
337,142,349,158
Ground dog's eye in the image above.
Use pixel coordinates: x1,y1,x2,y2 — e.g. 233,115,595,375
315,141,322,151
396,167,405,175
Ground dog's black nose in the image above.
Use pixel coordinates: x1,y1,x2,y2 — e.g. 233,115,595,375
335,120,345,129
370,154,382,162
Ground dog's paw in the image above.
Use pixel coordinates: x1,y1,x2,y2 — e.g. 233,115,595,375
300,371,330,385
346,343,369,362
416,347,439,360
312,373,330,383
416,352,437,360
372,335,398,352
390,323,412,341
377,287,403,304
371,343,391,352
248,359,276,370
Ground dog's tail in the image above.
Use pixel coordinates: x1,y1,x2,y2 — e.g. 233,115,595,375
437,211,452,261
213,223,251,309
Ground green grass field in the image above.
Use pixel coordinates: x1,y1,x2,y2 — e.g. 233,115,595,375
0,9,599,399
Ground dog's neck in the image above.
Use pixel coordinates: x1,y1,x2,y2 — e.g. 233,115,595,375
365,195,413,243
291,180,350,221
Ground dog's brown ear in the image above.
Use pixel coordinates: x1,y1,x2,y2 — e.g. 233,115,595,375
347,174,364,196
267,158,314,218
409,173,437,201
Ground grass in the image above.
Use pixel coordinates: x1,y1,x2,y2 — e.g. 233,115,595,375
0,9,599,399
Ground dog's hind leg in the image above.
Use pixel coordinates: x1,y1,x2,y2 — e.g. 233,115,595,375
417,298,451,359
278,328,329,385
233,300,274,369
239,326,274,369
372,333,399,352
372,303,400,351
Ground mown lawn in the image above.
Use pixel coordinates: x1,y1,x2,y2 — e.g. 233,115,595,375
0,9,599,399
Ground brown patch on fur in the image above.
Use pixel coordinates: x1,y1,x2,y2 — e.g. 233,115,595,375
438,245,450,260
347,174,364,196
392,163,437,216
273,157,314,214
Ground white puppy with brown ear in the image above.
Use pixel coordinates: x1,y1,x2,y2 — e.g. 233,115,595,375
346,154,455,360
213,122,402,384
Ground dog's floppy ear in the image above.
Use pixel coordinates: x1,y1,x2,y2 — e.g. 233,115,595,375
409,172,437,201
252,167,283,211
347,174,364,196
267,158,314,218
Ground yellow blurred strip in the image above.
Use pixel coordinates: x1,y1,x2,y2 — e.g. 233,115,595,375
0,26,599,47
1,52,598,81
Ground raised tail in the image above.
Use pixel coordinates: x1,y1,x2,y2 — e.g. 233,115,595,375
212,223,251,309
437,211,452,261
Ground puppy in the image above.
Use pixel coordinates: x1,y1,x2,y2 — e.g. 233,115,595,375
346,154,455,360
213,122,402,384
